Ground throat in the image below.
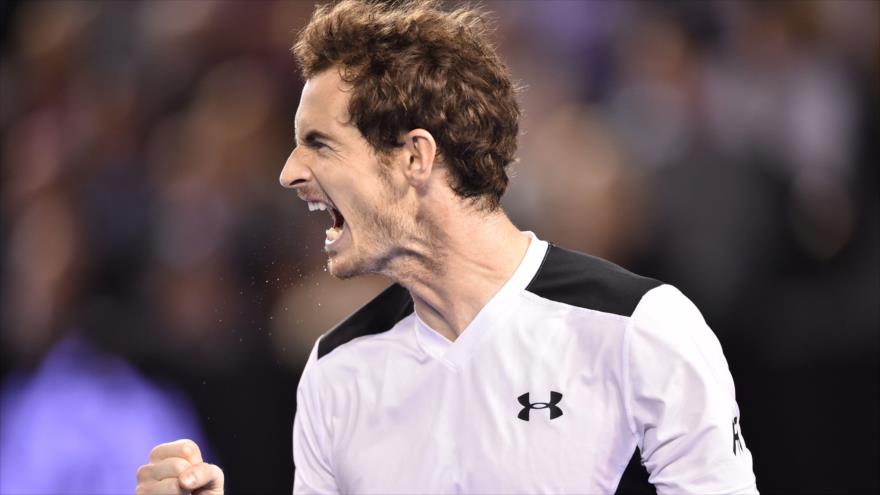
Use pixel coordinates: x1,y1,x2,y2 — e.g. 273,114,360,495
402,229,533,344
412,295,466,342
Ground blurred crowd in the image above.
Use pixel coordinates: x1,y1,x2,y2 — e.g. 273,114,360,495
0,0,877,493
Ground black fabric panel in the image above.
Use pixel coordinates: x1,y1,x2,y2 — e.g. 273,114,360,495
525,245,662,317
317,283,414,359
614,448,655,494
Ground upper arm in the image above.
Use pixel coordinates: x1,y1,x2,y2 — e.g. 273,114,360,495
625,285,758,494
293,339,339,494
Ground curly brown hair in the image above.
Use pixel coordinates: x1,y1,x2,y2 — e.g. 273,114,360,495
293,0,520,210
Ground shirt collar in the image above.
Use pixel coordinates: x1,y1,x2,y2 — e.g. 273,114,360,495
413,231,549,366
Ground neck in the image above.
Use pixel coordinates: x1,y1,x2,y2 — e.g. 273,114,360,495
382,204,531,342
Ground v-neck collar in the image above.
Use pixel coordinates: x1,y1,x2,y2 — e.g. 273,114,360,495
413,232,549,369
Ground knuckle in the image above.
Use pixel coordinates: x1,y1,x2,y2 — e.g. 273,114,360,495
149,440,172,461
178,438,199,457
148,445,162,462
169,457,191,475
136,464,151,482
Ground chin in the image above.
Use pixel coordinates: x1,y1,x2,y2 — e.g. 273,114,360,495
327,243,394,280
326,253,362,280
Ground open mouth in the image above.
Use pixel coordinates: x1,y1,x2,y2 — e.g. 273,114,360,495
307,200,346,246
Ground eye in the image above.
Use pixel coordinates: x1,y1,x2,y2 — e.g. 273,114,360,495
303,137,330,152
297,130,334,154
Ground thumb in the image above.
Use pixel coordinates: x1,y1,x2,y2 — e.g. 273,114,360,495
179,462,224,495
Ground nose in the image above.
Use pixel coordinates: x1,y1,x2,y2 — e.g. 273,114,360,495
279,147,312,189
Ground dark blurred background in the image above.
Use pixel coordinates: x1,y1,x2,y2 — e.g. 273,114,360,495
0,0,876,493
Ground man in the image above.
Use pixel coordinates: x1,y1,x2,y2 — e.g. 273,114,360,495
136,1,758,493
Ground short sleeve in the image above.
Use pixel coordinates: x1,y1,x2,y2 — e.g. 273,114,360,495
293,338,339,494
623,285,758,494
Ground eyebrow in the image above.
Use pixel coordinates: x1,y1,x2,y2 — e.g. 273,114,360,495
295,128,336,145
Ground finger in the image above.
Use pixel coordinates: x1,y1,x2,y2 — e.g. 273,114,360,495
136,478,186,495
147,457,192,481
136,458,189,483
136,464,152,483
156,477,187,495
134,480,154,495
149,439,203,465
180,462,225,494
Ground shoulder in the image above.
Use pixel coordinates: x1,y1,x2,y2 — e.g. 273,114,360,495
316,282,414,360
296,283,414,410
525,243,663,318
628,285,732,386
631,284,709,331
630,284,721,357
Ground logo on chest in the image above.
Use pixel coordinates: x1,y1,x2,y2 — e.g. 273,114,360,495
517,391,563,421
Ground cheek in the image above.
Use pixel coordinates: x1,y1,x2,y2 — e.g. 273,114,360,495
380,168,409,201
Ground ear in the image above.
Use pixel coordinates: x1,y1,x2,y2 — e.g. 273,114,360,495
402,129,437,190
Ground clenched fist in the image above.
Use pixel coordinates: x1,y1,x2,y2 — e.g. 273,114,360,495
136,439,224,495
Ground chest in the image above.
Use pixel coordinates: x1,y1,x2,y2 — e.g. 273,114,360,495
327,325,637,493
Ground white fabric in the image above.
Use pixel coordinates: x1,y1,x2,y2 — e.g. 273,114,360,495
293,236,757,494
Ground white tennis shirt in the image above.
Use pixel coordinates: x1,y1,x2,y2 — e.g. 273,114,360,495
293,234,758,494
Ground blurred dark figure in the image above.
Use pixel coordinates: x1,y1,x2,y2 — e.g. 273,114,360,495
0,0,318,492
0,187,209,494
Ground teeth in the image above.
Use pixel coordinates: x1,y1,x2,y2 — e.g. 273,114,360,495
325,226,343,244
307,201,328,212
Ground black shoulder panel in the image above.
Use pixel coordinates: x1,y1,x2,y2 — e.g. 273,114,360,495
525,245,662,317
317,283,414,359
614,448,655,494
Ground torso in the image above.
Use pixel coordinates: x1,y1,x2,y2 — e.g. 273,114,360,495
310,236,661,493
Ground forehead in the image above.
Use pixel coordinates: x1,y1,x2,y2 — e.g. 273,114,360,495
295,69,351,133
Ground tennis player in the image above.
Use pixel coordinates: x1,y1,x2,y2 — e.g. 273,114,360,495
136,1,758,493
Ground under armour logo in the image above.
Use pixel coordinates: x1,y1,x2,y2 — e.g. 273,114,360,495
517,391,563,421
733,416,744,455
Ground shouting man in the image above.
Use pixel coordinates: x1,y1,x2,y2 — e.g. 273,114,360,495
137,1,758,493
